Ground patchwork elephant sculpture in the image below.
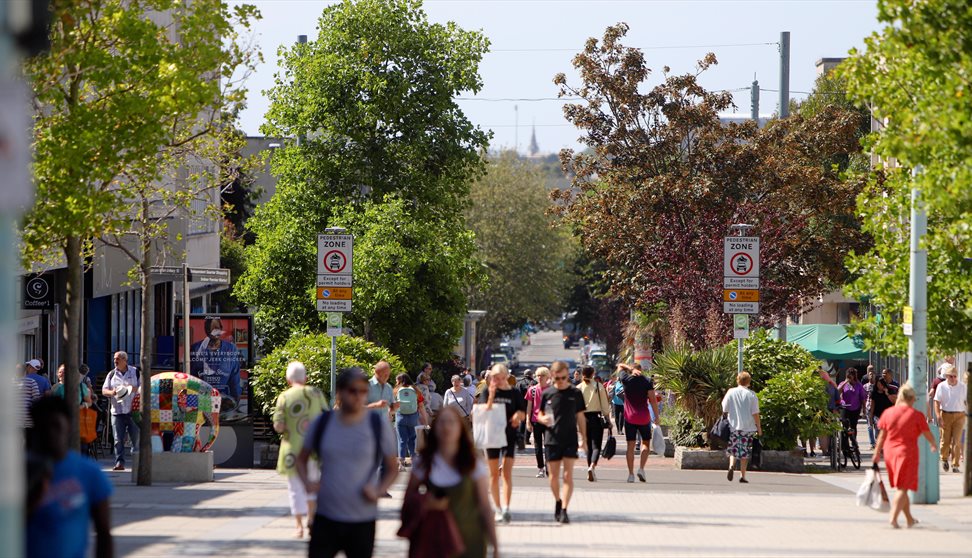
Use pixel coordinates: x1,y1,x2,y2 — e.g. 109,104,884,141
132,372,221,453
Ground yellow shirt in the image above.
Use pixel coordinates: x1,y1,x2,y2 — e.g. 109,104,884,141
579,380,610,415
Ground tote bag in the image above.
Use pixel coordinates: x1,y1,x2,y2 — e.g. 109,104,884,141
79,406,98,444
472,402,508,449
651,423,666,456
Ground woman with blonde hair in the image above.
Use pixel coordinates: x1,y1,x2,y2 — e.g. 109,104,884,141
477,363,525,524
873,383,937,528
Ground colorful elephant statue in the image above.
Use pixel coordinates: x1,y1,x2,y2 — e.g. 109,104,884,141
132,372,221,453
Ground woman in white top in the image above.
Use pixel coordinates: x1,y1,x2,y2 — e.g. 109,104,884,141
721,371,762,484
444,375,474,422
404,405,497,558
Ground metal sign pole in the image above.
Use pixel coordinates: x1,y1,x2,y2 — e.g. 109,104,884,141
330,335,337,403
183,263,190,373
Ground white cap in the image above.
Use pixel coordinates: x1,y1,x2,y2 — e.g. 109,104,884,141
26,359,42,369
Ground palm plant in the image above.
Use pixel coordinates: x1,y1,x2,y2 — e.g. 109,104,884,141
653,343,737,429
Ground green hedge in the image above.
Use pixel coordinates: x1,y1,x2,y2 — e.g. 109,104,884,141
743,329,819,392
758,369,840,451
251,333,406,414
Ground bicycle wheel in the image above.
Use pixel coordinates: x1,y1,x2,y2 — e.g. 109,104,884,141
839,432,848,469
850,440,862,470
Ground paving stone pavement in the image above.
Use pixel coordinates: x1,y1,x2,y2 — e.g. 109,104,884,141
104,441,972,558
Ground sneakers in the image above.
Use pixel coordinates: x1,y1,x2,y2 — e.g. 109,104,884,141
398,462,407,472
727,468,734,482
637,469,646,482
536,468,547,478
554,500,563,522
739,478,749,484
502,508,511,524
943,461,950,472
627,473,635,483
112,464,124,471
560,510,570,524
494,509,505,524
587,467,594,482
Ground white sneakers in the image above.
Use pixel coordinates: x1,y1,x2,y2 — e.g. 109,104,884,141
587,466,597,482
637,468,647,482
627,474,635,483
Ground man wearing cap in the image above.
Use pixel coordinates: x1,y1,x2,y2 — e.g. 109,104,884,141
102,351,140,471
297,368,397,557
25,359,51,395
933,364,967,472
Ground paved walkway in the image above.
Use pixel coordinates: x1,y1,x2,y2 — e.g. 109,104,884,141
104,441,972,558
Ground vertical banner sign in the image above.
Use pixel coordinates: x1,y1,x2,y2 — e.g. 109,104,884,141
724,236,760,314
317,234,354,312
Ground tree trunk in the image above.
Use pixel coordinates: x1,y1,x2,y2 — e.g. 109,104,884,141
64,236,83,452
136,238,155,485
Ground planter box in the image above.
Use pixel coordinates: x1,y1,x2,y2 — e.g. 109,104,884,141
131,451,214,483
674,446,804,473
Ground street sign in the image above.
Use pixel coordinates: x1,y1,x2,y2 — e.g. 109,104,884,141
724,302,759,314
317,299,352,312
189,268,231,284
22,273,55,310
724,237,760,278
317,233,353,313
317,274,353,288
317,234,353,276
149,266,230,284
724,276,759,289
316,287,353,300
903,305,913,336
723,289,760,303
326,312,343,337
733,314,750,339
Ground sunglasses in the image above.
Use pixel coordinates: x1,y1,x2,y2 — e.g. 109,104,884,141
553,375,569,381
344,388,369,395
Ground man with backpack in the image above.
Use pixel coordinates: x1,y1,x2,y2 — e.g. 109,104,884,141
297,368,398,558
516,370,536,448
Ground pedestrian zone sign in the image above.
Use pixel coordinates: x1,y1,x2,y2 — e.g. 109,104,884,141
723,237,760,278
317,233,353,312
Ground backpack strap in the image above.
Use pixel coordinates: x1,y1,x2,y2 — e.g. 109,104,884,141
310,410,332,458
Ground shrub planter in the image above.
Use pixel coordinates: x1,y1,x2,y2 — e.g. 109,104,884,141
674,446,804,473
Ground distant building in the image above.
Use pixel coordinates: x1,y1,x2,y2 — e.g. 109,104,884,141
815,57,845,77
527,124,540,157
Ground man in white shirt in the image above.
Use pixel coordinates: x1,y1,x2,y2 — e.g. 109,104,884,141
933,364,967,472
101,351,140,471
721,371,762,484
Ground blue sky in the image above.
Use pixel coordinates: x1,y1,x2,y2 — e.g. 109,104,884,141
232,0,881,154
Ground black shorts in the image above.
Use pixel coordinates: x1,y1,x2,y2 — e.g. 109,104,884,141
545,444,578,462
486,440,517,460
625,423,652,442
840,408,861,430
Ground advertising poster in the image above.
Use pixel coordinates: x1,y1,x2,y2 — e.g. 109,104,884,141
178,314,253,423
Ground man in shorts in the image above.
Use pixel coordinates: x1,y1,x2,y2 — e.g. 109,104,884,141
617,363,660,483
537,361,587,524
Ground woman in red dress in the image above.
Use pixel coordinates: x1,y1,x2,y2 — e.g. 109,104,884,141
873,383,938,528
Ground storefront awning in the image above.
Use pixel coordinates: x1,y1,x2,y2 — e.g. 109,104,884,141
786,324,868,361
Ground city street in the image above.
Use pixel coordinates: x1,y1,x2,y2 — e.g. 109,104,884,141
103,334,972,558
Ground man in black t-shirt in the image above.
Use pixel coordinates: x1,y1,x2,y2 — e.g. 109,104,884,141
538,360,587,524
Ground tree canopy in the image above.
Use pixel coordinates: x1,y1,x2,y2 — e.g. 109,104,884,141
839,0,972,355
236,0,490,364
466,152,577,346
552,23,869,348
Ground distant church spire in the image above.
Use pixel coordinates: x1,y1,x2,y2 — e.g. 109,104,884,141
528,123,539,157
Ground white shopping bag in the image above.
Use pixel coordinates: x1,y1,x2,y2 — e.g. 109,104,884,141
472,402,508,449
651,423,666,456
856,467,889,511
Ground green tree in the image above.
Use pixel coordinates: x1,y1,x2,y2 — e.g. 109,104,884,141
839,0,972,355
21,0,260,483
466,152,577,347
330,196,481,368
236,0,490,358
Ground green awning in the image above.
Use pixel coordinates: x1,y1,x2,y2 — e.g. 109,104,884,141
786,324,868,361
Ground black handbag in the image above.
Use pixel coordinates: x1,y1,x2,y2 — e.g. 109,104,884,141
751,437,763,469
710,415,731,443
602,435,617,460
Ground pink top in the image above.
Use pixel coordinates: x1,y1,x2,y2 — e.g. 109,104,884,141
527,383,545,423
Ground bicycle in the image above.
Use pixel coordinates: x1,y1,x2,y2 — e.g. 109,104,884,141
840,418,862,470
830,428,844,472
